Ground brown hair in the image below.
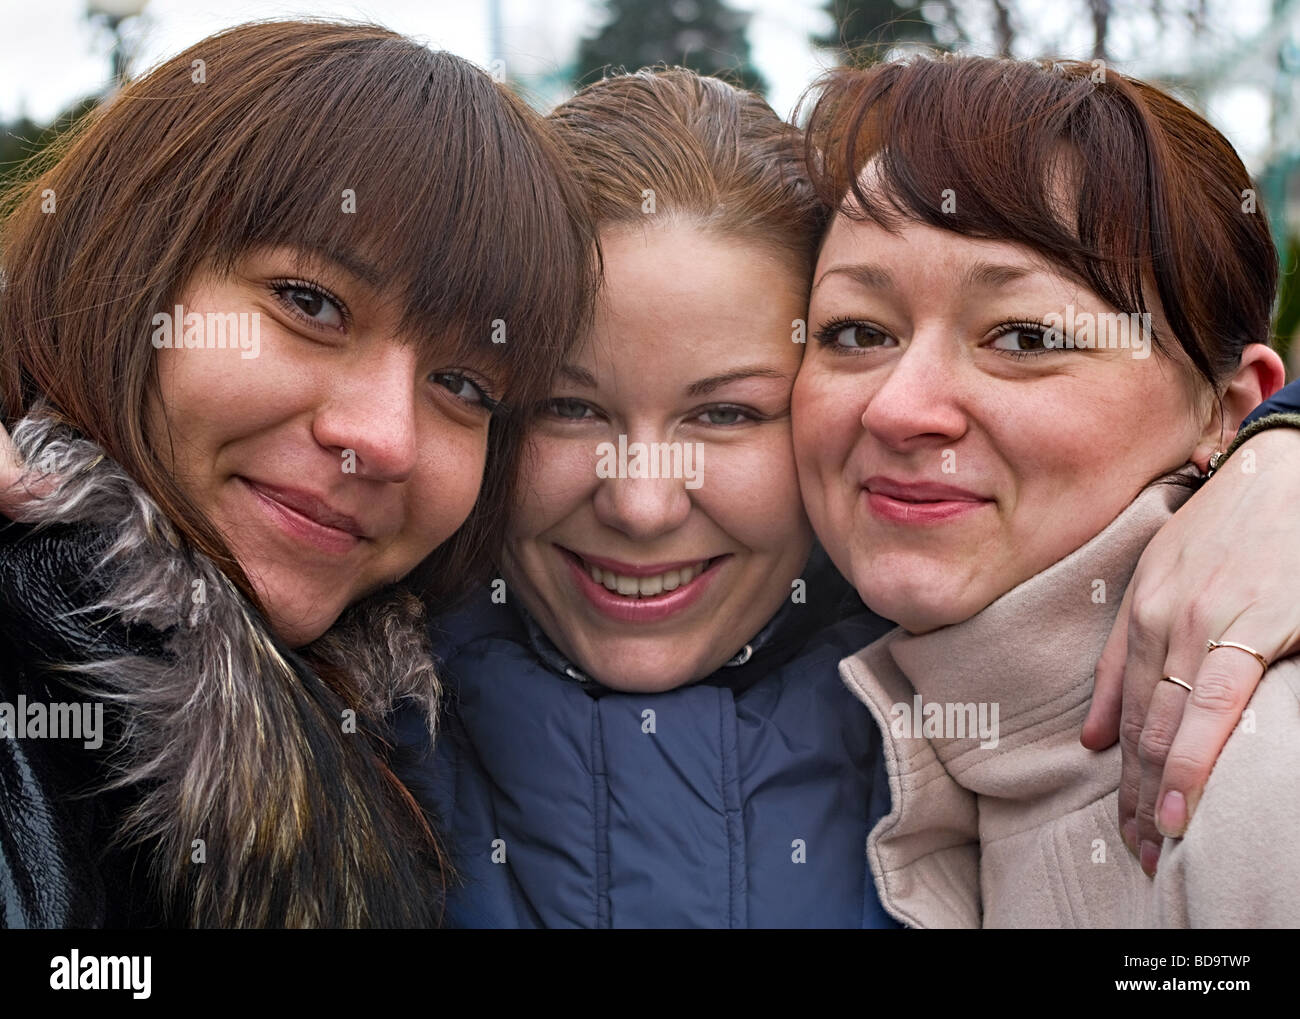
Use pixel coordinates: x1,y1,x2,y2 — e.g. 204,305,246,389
548,67,824,282
0,19,597,611
801,54,1277,390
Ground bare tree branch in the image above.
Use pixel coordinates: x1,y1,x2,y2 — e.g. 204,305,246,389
991,0,1014,56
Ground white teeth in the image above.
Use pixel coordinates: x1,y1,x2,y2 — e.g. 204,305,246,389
581,558,710,598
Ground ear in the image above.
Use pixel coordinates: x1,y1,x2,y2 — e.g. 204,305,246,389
1190,343,1287,471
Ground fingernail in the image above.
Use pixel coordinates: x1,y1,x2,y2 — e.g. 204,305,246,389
1121,819,1139,855
1156,790,1187,838
1140,839,1161,877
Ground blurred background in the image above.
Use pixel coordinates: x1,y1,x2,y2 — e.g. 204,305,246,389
2,0,1297,371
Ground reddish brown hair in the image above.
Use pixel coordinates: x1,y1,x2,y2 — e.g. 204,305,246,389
801,54,1277,389
0,20,597,610
548,67,824,283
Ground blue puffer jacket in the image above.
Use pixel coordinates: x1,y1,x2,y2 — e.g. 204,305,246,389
393,551,898,928
1246,378,1300,422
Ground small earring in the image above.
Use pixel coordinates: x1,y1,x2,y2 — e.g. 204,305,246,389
1207,449,1226,475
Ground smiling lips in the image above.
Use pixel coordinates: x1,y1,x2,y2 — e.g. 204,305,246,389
561,547,723,622
243,478,371,554
863,476,993,524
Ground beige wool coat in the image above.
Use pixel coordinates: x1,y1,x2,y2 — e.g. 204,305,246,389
840,473,1300,928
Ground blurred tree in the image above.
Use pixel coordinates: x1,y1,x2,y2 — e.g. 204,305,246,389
0,98,99,194
990,0,1015,56
1272,233,1300,372
1085,0,1111,60
573,0,766,94
0,116,43,186
3,2,143,195
814,0,943,52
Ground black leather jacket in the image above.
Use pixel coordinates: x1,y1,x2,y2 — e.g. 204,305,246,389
0,521,165,927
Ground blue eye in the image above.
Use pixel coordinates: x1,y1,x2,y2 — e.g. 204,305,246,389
696,405,753,426
544,398,595,421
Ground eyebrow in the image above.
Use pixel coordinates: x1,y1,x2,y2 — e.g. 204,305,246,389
686,366,790,397
556,364,791,396
812,262,893,293
812,259,1037,294
559,364,597,387
962,261,1035,290
299,246,386,289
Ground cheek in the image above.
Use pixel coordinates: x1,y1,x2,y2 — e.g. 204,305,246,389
411,424,491,545
981,369,1203,579
1002,370,1196,498
150,349,285,477
505,434,598,543
792,363,870,510
701,430,810,552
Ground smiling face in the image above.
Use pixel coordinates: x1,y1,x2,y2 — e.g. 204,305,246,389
793,213,1219,634
500,223,813,692
149,246,498,647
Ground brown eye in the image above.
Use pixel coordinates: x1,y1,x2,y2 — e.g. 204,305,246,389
990,326,1049,352
815,320,895,350
431,371,493,409
271,281,345,329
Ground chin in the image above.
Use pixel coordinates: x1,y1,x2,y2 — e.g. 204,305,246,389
261,588,343,648
582,654,704,694
852,564,977,636
266,616,331,649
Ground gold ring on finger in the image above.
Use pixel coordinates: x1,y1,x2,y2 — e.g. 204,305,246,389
1204,639,1270,672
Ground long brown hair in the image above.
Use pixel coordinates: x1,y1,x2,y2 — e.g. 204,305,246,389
0,19,598,612
800,54,1277,389
548,67,824,284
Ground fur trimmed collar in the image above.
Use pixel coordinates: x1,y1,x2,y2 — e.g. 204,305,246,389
8,411,445,927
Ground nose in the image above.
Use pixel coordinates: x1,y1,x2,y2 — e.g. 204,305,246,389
591,429,694,541
862,331,969,453
312,342,420,483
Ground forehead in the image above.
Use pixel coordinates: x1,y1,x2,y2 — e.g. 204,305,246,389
600,221,800,295
591,223,804,344
814,214,1070,295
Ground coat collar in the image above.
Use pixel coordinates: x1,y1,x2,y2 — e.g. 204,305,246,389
836,469,1196,927
6,410,447,927
882,472,1197,766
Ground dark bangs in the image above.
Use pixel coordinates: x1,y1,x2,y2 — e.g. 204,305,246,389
802,55,1277,388
0,20,598,612
155,28,596,412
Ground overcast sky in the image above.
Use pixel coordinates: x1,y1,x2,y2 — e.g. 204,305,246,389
0,0,1281,169
0,0,838,120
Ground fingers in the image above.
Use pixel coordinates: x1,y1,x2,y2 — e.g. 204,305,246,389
1082,581,1133,750
0,420,19,483
1132,673,1195,875
1115,585,1166,861
1153,634,1265,840
0,421,50,521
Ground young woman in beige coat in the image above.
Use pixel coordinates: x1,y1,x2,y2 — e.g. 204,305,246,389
795,54,1300,927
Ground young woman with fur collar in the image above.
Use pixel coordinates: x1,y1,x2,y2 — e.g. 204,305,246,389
0,20,595,928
